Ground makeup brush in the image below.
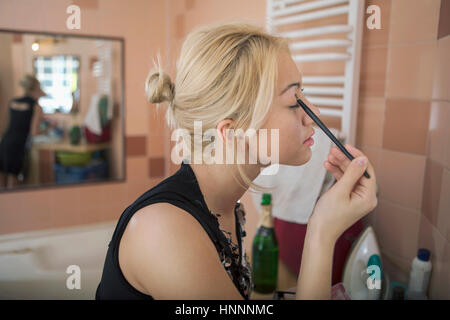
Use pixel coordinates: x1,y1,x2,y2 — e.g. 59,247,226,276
295,93,371,179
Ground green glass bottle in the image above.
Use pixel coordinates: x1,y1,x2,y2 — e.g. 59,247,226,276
252,193,279,294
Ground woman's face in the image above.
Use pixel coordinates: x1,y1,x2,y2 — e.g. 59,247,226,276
259,49,321,167
30,81,46,99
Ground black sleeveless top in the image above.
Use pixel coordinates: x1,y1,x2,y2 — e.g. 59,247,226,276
95,161,253,300
0,96,36,175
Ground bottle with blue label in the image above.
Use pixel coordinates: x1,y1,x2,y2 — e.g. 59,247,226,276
407,248,432,300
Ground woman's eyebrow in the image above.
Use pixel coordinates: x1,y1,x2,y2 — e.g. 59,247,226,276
279,81,301,96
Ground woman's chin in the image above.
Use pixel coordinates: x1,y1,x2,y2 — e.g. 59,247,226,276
280,150,312,166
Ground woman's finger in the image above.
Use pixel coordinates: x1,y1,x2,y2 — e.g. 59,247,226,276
329,150,350,173
331,146,351,164
345,144,377,194
324,160,343,180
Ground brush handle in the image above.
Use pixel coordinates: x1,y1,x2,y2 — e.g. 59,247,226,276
297,98,371,179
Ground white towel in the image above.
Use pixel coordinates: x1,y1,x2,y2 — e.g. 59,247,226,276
251,128,345,224
84,94,102,135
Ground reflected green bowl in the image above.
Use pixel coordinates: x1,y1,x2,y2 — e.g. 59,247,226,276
56,151,92,166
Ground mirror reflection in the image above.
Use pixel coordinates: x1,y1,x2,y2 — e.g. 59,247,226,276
0,31,124,191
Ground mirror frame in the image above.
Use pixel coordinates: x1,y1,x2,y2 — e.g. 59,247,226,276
0,28,126,193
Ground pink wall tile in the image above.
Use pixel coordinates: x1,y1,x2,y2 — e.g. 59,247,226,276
418,214,447,263
438,0,450,39
0,1,14,30
437,169,450,241
126,157,148,181
422,158,443,228
76,184,108,225
417,215,449,299
358,145,382,174
356,97,385,147
359,47,388,97
20,189,53,225
427,101,450,166
0,192,26,234
149,107,168,135
376,199,420,260
126,113,150,136
382,99,430,155
386,43,437,100
126,136,147,157
149,157,165,178
380,249,411,284
50,187,82,228
147,134,165,158
185,0,196,11
389,0,441,44
429,258,450,299
39,0,76,33
175,14,185,39
358,0,450,295
432,36,450,101
180,0,266,31
72,0,99,9
362,0,391,47
0,189,54,233
7,0,51,31
0,0,166,238
0,0,168,236
100,182,128,209
378,149,426,210
126,178,154,205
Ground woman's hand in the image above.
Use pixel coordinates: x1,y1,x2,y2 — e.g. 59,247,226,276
308,144,378,243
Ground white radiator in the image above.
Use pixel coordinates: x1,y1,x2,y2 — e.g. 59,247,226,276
267,0,364,145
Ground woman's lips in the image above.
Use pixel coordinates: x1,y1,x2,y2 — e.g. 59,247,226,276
303,128,315,146
303,137,314,146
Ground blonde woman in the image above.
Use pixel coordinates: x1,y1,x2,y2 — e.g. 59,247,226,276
0,74,49,188
96,22,377,300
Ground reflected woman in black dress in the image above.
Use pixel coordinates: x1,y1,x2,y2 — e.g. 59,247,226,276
0,74,49,188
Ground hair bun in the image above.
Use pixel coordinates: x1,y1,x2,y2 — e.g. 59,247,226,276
145,70,175,104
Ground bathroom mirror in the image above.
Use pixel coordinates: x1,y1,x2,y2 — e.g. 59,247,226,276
0,29,125,192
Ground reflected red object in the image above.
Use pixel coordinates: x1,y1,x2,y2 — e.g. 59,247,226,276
273,217,363,285
84,121,111,144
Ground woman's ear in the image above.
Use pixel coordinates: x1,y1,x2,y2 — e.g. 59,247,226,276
216,118,234,143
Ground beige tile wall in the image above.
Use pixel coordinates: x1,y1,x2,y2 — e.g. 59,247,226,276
0,0,448,299
357,0,450,299
0,0,167,233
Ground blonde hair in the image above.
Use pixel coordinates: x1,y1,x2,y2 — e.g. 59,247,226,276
19,74,40,94
145,21,290,192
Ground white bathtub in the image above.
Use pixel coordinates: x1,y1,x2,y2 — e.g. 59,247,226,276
0,221,116,299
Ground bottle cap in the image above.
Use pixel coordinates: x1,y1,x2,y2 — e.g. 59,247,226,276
417,248,430,261
261,193,271,205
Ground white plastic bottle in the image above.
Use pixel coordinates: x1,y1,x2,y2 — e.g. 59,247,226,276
407,248,432,300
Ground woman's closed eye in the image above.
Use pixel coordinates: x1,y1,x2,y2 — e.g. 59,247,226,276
289,87,304,109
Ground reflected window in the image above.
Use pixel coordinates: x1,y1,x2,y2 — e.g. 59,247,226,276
33,55,80,113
